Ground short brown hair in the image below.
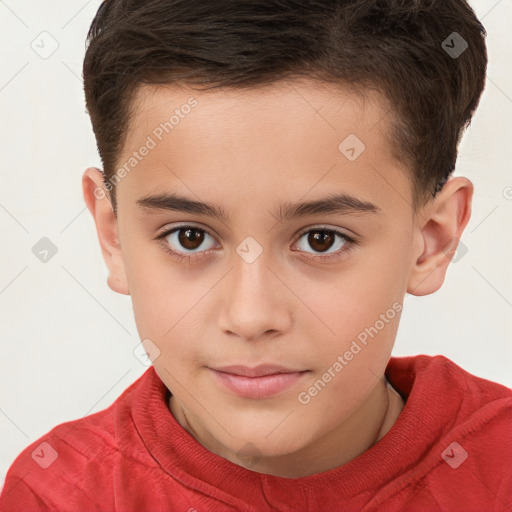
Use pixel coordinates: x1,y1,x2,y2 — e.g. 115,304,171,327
83,0,487,214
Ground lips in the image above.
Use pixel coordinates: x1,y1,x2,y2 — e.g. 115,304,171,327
212,364,305,377
209,364,309,399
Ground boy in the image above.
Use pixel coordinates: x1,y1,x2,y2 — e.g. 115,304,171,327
1,0,511,510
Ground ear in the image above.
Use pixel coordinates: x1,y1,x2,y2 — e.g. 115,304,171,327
407,176,473,296
82,167,130,295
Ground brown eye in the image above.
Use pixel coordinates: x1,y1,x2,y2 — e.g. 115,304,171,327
295,227,353,259
307,230,336,253
177,228,205,250
159,225,218,258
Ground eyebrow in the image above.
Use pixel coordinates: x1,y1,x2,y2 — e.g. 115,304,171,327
136,191,381,221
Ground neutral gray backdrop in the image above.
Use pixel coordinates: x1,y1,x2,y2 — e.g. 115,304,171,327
1,0,511,487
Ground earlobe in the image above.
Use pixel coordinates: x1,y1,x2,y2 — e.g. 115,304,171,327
82,167,130,295
407,177,473,296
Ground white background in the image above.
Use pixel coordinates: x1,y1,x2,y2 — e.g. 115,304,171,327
1,0,511,486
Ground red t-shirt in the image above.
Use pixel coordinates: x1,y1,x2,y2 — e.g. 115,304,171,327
1,354,511,512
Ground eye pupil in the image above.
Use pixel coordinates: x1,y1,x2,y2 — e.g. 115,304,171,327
308,230,334,253
178,228,204,250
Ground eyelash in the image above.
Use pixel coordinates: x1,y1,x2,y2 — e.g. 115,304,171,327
155,225,357,264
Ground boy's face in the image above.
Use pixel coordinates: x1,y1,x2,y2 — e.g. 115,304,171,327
85,79,465,475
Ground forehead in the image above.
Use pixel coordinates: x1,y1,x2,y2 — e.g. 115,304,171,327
117,79,411,218
128,78,393,143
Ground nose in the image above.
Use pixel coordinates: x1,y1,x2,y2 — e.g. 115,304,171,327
217,249,292,342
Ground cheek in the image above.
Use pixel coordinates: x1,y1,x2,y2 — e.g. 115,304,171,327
123,235,200,328
292,248,406,375
293,258,405,347
125,254,217,372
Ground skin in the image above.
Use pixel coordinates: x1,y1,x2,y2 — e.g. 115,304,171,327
82,79,473,478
